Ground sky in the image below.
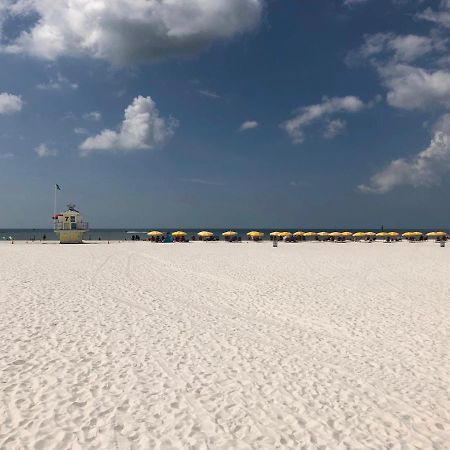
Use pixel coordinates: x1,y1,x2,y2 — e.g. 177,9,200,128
1,0,450,229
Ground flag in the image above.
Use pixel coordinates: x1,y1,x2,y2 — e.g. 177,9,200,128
55,184,61,191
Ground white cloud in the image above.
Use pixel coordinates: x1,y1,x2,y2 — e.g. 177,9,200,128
359,116,450,193
379,64,450,110
389,34,439,62
419,1,450,28
239,120,259,131
349,31,450,110
358,33,438,63
74,127,88,135
36,72,78,90
79,96,177,154
0,92,23,114
324,119,347,139
198,89,221,99
0,152,14,160
83,111,102,121
0,0,263,65
281,96,365,144
35,143,58,157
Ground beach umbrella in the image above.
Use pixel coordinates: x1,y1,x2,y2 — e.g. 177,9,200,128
247,231,264,241
376,232,388,237
317,231,329,241
279,231,292,237
303,232,317,237
427,231,447,240
365,232,376,236
388,232,399,237
198,231,213,238
270,231,281,237
329,232,343,237
353,232,366,238
293,231,305,237
342,232,353,238
147,230,163,236
247,231,264,237
172,231,187,237
222,230,237,237
403,231,421,239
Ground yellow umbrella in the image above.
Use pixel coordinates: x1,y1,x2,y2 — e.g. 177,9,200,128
172,231,187,237
222,230,237,237
388,232,399,237
247,231,264,241
279,231,292,237
435,231,448,237
342,231,353,237
353,232,366,238
402,232,413,237
293,231,305,237
198,231,213,238
329,232,343,237
411,231,423,237
376,232,388,237
365,232,376,236
318,232,329,237
270,231,281,237
303,232,317,237
147,230,163,236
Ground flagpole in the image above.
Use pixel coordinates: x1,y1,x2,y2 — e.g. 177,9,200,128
53,184,57,225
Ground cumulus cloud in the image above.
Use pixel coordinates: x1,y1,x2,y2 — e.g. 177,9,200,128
239,120,259,131
0,0,263,65
359,116,450,193
281,96,365,144
35,143,58,157
79,96,177,155
379,64,450,110
0,92,23,114
348,30,450,110
36,72,78,90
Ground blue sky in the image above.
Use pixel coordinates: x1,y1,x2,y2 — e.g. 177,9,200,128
1,0,450,228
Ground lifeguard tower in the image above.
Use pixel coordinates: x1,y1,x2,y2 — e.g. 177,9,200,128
53,203,88,244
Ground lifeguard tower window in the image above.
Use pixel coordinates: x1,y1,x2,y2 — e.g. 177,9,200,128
70,216,76,230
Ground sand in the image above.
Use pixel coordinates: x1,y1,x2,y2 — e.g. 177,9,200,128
0,240,449,449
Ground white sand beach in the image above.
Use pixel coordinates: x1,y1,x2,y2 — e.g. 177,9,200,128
1,240,449,449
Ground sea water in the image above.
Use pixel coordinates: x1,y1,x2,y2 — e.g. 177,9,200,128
1,228,448,241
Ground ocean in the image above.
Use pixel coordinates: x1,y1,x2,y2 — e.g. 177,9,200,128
1,228,448,241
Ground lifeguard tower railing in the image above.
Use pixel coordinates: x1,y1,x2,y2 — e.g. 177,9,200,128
54,222,89,231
